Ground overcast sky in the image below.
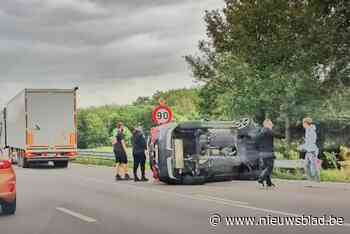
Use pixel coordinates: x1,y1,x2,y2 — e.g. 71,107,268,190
0,0,223,108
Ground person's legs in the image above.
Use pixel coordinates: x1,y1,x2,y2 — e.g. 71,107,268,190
119,152,130,180
122,164,130,179
265,159,275,187
141,160,146,178
140,153,148,181
133,154,141,181
115,163,122,180
305,152,315,181
310,153,320,182
114,150,122,180
258,162,268,186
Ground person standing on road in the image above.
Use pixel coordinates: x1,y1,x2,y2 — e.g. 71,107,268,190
112,122,130,181
132,127,148,182
298,117,320,182
256,119,276,188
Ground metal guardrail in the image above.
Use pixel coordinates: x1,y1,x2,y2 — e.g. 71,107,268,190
77,150,305,169
274,159,305,169
78,150,114,159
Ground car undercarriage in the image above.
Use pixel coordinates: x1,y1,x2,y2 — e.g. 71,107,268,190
149,119,263,185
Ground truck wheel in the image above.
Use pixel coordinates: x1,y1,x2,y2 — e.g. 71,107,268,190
19,156,29,168
55,161,68,168
2,199,16,215
22,157,29,168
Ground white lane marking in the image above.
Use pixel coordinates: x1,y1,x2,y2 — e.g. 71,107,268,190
73,176,350,228
193,194,249,205
56,207,97,223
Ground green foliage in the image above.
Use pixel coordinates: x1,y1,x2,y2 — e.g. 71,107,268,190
150,88,202,120
273,168,350,183
287,150,300,161
339,146,350,161
78,88,201,148
186,0,350,126
323,152,338,169
320,170,350,183
77,110,109,149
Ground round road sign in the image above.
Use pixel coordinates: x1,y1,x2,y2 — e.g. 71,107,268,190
152,105,173,125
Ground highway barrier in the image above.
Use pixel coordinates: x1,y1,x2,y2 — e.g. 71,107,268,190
77,150,305,169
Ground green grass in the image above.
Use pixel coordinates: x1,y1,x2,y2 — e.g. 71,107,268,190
91,146,133,156
273,168,350,182
273,169,305,180
73,156,150,170
320,169,350,182
75,152,350,183
73,156,116,167
91,146,113,152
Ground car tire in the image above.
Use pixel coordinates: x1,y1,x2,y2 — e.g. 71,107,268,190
55,161,68,168
182,175,206,185
160,177,178,185
2,199,16,215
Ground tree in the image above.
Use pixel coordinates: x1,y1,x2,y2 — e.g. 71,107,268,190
186,0,349,142
77,88,201,148
77,111,110,148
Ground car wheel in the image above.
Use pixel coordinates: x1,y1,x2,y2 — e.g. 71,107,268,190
55,161,68,168
182,175,206,185
2,199,16,215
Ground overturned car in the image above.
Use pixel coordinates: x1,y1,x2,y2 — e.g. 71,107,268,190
148,119,264,185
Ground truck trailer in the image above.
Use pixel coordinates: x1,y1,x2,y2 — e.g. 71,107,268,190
0,88,78,168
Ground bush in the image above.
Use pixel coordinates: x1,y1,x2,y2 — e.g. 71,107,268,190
320,169,350,182
274,140,300,159
287,150,300,160
274,152,284,160
321,151,338,169
339,146,350,161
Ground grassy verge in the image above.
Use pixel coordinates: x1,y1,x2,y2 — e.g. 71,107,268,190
73,156,150,170
73,156,118,167
91,146,114,153
320,169,350,183
273,168,350,182
273,169,305,181
74,156,350,183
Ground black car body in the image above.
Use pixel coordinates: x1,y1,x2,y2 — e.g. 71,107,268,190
148,119,263,185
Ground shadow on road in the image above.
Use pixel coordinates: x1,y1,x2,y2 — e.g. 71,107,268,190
15,164,69,170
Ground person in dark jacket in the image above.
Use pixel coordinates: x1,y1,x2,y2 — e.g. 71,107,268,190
256,119,276,187
132,127,148,182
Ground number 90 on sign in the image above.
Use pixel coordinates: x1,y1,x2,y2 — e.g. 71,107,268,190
152,106,173,125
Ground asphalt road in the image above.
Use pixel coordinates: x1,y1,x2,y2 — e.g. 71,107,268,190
1,164,350,234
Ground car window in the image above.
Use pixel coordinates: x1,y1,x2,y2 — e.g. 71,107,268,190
0,149,9,160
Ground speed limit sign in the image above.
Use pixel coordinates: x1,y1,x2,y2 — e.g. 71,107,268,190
152,105,173,125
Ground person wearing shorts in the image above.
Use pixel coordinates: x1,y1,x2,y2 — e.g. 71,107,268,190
112,122,130,181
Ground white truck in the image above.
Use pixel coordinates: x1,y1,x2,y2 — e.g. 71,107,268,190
0,88,78,168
